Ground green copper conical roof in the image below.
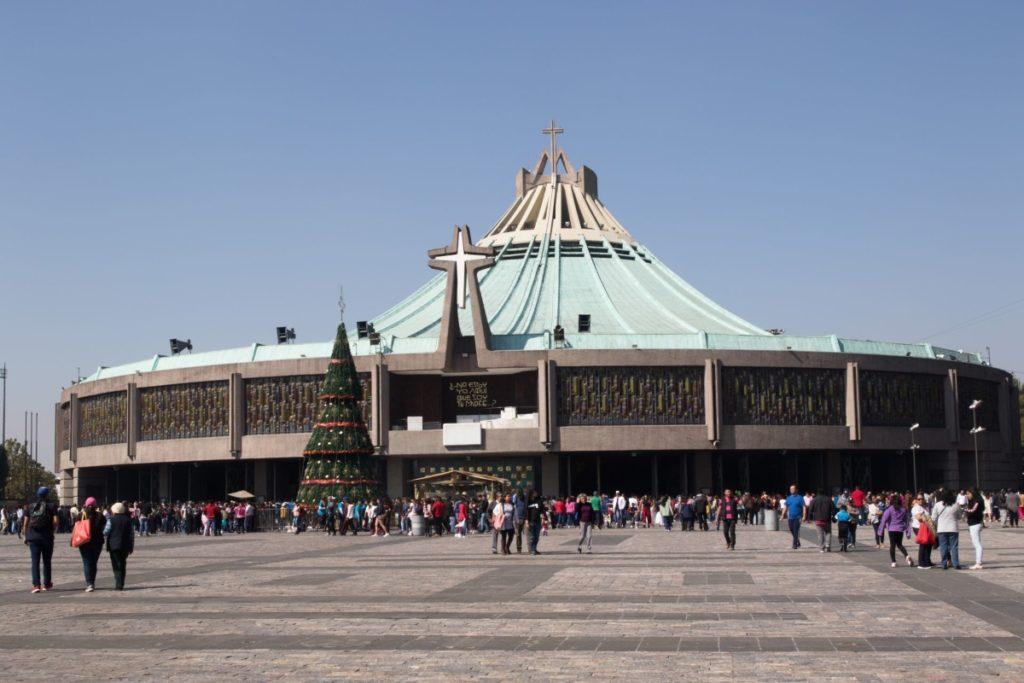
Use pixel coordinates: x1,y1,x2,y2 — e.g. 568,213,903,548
369,144,768,343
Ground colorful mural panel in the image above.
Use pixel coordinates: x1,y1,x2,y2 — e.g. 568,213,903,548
245,374,371,435
860,370,945,428
140,381,229,441
958,377,1001,431
722,367,845,426
78,392,127,447
557,366,704,426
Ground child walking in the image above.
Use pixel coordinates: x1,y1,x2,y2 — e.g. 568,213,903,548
835,506,855,552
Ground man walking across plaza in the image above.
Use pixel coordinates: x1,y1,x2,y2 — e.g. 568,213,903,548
512,490,526,553
526,490,546,555
577,494,595,554
720,489,739,550
1004,489,1020,528
694,492,708,531
784,485,806,549
808,489,834,552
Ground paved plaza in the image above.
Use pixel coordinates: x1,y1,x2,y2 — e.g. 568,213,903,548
3,523,1024,680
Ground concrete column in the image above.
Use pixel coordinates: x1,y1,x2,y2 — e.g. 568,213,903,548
127,383,138,460
704,359,719,443
681,454,690,495
537,360,554,446
229,373,244,456
158,464,170,501
371,363,390,449
845,362,861,442
651,455,658,497
694,451,712,493
786,454,800,489
254,460,268,499
944,369,959,443
998,377,1011,453
386,457,406,498
945,449,961,490
824,450,841,491
541,452,559,497
69,394,80,464
1011,380,1023,460
53,402,62,473
59,469,74,505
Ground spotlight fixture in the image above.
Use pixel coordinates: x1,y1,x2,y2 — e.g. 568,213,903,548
553,325,565,343
169,338,192,355
768,328,785,335
276,327,296,344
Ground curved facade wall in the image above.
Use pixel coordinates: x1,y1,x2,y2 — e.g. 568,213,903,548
55,348,1021,504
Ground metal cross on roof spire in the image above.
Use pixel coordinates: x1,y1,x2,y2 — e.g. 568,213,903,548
337,286,346,321
541,120,564,183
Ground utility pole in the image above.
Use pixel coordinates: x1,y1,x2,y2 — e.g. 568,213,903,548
1,363,7,443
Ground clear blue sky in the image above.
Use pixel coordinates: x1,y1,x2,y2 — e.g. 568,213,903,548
1,3,1022,465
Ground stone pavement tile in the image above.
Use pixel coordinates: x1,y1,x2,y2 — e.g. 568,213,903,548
514,636,565,651
829,638,872,652
947,636,1001,652
597,637,642,652
907,637,952,651
555,637,602,652
793,637,835,652
638,636,680,652
720,637,760,652
676,638,719,652
985,636,1024,651
757,637,797,652
866,636,912,651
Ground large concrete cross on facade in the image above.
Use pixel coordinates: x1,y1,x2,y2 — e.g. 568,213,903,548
542,119,564,184
429,225,494,309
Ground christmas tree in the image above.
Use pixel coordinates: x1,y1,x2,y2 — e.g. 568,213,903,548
296,322,379,503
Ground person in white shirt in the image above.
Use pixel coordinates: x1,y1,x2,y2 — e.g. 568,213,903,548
613,492,627,528
910,498,926,534
490,497,503,554
933,489,963,570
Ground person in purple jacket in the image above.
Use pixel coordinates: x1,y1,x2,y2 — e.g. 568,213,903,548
878,494,914,568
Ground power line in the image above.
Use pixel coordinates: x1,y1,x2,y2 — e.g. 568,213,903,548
917,295,1024,342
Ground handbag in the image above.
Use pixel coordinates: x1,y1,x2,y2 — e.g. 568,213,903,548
71,518,92,548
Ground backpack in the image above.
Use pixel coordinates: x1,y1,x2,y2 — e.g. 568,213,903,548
29,502,50,531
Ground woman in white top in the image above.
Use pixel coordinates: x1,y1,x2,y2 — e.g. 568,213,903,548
867,498,883,548
932,489,963,570
964,488,985,570
910,497,926,534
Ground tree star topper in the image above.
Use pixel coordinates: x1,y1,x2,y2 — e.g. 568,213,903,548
428,225,494,309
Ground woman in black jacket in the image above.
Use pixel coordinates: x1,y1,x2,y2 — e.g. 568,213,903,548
77,497,106,592
105,502,135,590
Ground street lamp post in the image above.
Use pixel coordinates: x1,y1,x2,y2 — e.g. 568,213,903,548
969,400,985,490
909,423,920,494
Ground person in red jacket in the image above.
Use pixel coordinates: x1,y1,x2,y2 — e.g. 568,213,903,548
850,485,866,548
430,498,445,537
202,502,217,536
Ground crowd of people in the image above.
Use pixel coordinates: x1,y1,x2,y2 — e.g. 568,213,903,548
5,484,1022,594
